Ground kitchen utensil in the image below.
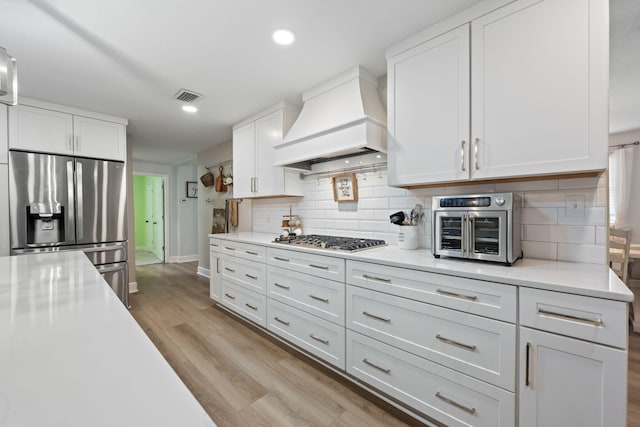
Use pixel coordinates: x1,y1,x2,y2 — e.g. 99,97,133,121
200,170,214,187
215,166,228,192
229,200,238,226
390,211,405,225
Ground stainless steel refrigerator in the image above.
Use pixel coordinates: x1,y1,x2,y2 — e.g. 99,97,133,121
9,150,129,306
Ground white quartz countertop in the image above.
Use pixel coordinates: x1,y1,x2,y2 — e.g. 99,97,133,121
210,232,633,302
0,252,215,427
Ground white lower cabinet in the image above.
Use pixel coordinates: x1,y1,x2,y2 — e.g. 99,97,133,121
220,254,266,294
518,327,627,427
221,280,267,328
267,298,345,369
347,285,515,391
209,238,222,301
347,330,515,427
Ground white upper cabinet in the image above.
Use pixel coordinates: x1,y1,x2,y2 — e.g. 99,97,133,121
232,102,303,198
73,116,126,161
9,103,127,161
0,104,8,164
388,25,470,186
387,0,608,186
9,105,74,155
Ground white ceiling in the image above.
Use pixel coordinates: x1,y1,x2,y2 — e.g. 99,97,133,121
1,0,638,164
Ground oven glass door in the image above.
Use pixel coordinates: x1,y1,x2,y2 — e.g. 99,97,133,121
434,211,467,258
467,211,507,263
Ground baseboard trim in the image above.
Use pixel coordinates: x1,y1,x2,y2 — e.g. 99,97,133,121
197,266,210,278
129,281,139,293
167,255,199,263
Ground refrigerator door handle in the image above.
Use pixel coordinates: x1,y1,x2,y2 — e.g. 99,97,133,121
82,243,126,253
66,160,76,244
76,161,84,241
95,264,126,274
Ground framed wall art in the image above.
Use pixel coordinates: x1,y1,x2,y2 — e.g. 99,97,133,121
186,181,198,198
332,173,358,202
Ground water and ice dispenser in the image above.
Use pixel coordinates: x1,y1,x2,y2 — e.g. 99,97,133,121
26,202,66,245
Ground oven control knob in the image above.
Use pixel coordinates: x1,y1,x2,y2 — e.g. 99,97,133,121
495,197,506,206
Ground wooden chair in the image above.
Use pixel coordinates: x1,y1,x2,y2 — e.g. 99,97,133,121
609,227,632,283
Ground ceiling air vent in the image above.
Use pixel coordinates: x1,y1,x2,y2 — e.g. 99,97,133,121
174,89,202,103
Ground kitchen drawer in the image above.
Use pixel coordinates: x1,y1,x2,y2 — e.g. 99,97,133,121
267,265,345,326
220,240,266,263
347,330,515,427
347,260,516,323
520,288,627,349
267,299,345,369
347,285,515,391
221,255,267,294
221,280,267,328
267,247,345,282
209,237,222,253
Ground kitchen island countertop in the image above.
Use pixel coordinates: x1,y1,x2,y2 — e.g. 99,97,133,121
210,232,633,302
0,251,215,427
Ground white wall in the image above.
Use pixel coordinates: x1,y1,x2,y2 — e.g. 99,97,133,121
610,129,640,244
172,161,199,261
252,153,609,264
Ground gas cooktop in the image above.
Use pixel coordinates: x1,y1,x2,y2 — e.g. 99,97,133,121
273,234,386,252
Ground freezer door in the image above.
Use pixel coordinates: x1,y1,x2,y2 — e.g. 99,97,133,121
95,262,129,307
9,151,76,249
75,158,127,245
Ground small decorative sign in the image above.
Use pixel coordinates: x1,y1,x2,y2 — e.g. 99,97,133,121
186,181,198,198
332,173,358,202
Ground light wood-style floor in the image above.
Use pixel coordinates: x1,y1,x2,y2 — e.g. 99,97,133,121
129,262,419,427
130,262,640,427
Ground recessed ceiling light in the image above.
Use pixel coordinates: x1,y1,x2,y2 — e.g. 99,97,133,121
182,105,198,113
273,28,295,45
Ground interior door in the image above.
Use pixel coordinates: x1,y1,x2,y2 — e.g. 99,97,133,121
145,182,154,250
152,178,165,261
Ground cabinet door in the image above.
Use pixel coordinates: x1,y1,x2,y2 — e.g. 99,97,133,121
9,105,74,155
232,122,255,198
519,327,627,427
0,104,7,163
0,164,8,256
388,24,470,186
470,0,608,179
254,109,284,196
73,116,126,161
209,249,221,301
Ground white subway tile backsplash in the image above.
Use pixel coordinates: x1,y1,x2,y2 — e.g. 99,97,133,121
557,244,607,264
521,207,558,225
522,241,558,260
523,225,595,244
252,160,606,264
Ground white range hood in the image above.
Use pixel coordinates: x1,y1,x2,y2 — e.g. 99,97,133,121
273,66,386,169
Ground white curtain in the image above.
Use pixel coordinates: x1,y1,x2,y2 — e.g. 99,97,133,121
609,146,635,227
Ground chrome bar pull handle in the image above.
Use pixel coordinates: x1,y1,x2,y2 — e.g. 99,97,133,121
435,392,476,415
224,267,235,273
274,283,290,290
461,140,466,171
245,273,258,280
309,264,329,270
68,135,74,151
246,250,259,256
525,342,531,387
245,303,258,311
474,137,480,170
308,334,329,344
75,135,80,151
309,294,329,303
224,293,235,300
76,161,84,241
537,308,603,326
436,288,478,301
363,311,391,323
224,246,236,251
363,358,391,374
274,256,290,262
362,274,391,283
436,334,477,351
216,258,220,274
274,317,289,326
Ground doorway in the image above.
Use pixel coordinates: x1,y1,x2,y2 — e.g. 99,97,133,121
133,174,166,266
